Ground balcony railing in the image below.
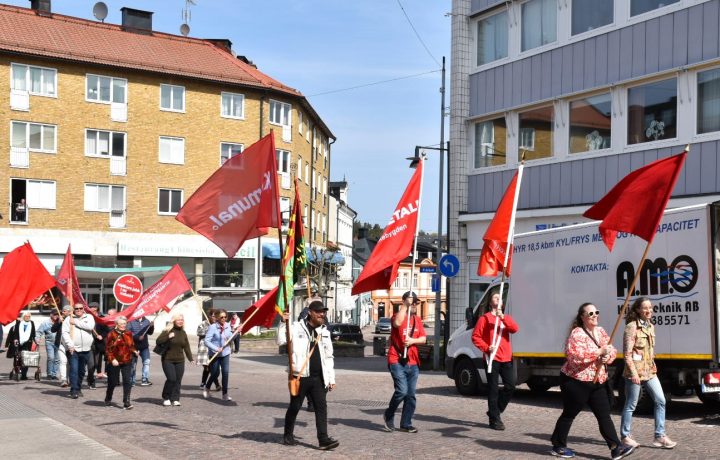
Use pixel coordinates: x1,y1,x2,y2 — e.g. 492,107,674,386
195,273,255,289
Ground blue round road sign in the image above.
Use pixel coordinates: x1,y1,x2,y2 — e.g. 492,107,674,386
439,254,460,278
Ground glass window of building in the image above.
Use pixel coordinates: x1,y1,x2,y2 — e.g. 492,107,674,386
518,105,554,161
631,0,679,17
697,68,720,134
572,0,613,35
569,93,612,154
521,0,557,52
221,92,244,119
220,142,243,165
627,78,677,145
160,84,185,111
474,117,507,167
12,64,56,96
158,188,183,215
477,10,508,66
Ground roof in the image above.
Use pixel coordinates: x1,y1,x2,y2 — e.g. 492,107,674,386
0,4,334,137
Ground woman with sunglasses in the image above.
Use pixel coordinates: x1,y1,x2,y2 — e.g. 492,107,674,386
619,297,676,449
203,309,233,401
550,303,634,460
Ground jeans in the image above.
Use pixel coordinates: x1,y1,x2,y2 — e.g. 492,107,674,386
86,351,95,386
45,343,59,378
207,354,230,394
284,375,329,442
233,334,241,353
131,347,151,384
551,373,621,450
162,360,185,402
68,351,90,394
106,361,132,404
487,360,516,422
621,376,666,438
385,363,420,429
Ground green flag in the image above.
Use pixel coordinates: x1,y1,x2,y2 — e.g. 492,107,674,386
275,180,306,313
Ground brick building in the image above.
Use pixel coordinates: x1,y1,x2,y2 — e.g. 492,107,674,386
0,2,334,312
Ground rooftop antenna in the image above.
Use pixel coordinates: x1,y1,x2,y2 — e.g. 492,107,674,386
92,2,108,22
180,0,196,36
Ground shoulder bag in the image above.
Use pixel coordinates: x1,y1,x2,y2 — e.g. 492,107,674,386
582,327,616,408
288,331,320,396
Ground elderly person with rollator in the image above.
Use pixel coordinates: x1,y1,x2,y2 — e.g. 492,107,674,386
104,316,137,409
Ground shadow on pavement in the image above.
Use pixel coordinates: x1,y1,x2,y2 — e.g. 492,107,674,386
328,416,382,432
253,401,289,410
475,438,555,456
237,353,391,373
234,431,283,444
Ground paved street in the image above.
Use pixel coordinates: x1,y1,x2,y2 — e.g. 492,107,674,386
1,336,718,459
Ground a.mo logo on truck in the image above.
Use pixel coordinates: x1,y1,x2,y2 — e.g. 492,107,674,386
616,255,698,298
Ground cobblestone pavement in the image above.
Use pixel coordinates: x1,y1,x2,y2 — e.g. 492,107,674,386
1,344,718,459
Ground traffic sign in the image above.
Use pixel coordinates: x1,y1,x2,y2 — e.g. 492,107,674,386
439,254,460,278
113,274,143,305
431,274,440,292
420,266,436,273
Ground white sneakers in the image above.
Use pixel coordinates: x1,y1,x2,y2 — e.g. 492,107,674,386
653,435,677,449
172,401,181,406
162,400,171,406
203,388,209,399
222,394,232,401
621,436,639,448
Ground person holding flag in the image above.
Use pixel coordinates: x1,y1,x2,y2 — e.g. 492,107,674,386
62,303,96,399
382,291,427,434
203,309,233,401
471,291,519,430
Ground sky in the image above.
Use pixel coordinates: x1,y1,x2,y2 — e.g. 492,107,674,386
7,0,451,232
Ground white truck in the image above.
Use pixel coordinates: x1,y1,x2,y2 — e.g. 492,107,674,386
446,203,720,409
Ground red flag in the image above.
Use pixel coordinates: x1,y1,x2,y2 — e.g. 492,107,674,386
175,134,280,258
0,243,56,325
352,161,423,295
477,170,521,277
241,286,279,334
583,151,687,251
55,244,88,308
93,265,191,326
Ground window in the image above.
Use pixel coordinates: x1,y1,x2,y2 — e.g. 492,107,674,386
569,93,612,154
160,84,185,112
299,112,304,135
11,64,56,96
572,0,613,35
84,184,125,212
85,130,126,157
697,68,720,135
86,74,127,103
280,197,291,230
413,273,418,288
220,142,243,165
159,136,185,164
303,204,308,227
11,121,56,152
627,78,677,145
306,123,311,142
518,105,553,160
220,92,244,119
521,0,557,52
474,117,507,167
276,149,290,174
298,157,303,181
631,0,679,17
305,164,309,184
158,188,183,215
269,99,291,126
477,10,508,66
26,180,56,209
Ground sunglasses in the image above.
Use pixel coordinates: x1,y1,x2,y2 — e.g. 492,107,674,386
585,310,600,317
219,316,227,319
73,307,84,310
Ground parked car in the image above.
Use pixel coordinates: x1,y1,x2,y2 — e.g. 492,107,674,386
375,317,392,334
327,323,364,345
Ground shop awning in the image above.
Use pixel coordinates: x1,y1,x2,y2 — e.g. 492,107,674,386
55,265,173,281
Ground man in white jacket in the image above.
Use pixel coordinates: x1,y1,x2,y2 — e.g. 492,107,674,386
278,300,338,450
61,304,95,399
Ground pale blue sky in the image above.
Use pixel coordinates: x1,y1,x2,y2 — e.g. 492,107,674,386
8,0,450,232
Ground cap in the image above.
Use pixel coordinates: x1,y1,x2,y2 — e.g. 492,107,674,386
308,300,328,312
61,305,72,312
402,291,419,303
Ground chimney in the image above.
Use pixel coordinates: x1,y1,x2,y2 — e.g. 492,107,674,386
30,0,51,15
120,7,153,34
206,39,233,53
237,55,257,68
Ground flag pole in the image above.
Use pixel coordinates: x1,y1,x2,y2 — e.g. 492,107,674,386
207,304,265,364
278,171,293,382
487,156,525,372
48,289,62,317
190,288,210,323
404,155,426,359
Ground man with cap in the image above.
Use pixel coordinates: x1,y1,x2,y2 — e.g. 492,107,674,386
382,290,427,433
278,300,339,450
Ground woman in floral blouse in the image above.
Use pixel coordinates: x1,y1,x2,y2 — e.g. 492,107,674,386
620,297,676,449
105,316,138,410
549,303,634,460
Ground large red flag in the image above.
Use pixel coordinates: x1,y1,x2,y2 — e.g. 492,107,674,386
583,151,687,251
175,133,280,258
241,286,279,334
0,243,56,325
93,265,191,326
55,244,88,308
352,161,423,295
477,170,521,277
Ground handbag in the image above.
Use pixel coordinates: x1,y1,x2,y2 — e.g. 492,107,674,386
288,331,320,396
153,339,169,356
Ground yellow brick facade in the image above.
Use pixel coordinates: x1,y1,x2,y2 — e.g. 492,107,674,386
0,54,331,245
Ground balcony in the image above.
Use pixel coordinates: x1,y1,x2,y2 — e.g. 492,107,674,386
109,209,126,228
10,147,29,168
110,156,127,176
196,273,254,289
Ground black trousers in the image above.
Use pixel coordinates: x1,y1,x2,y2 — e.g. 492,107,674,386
487,360,516,421
284,375,329,442
551,373,621,449
162,360,185,402
106,362,132,403
86,351,95,385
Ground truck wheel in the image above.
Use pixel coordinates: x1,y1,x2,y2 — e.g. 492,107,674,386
454,358,480,396
696,386,720,410
527,378,553,394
